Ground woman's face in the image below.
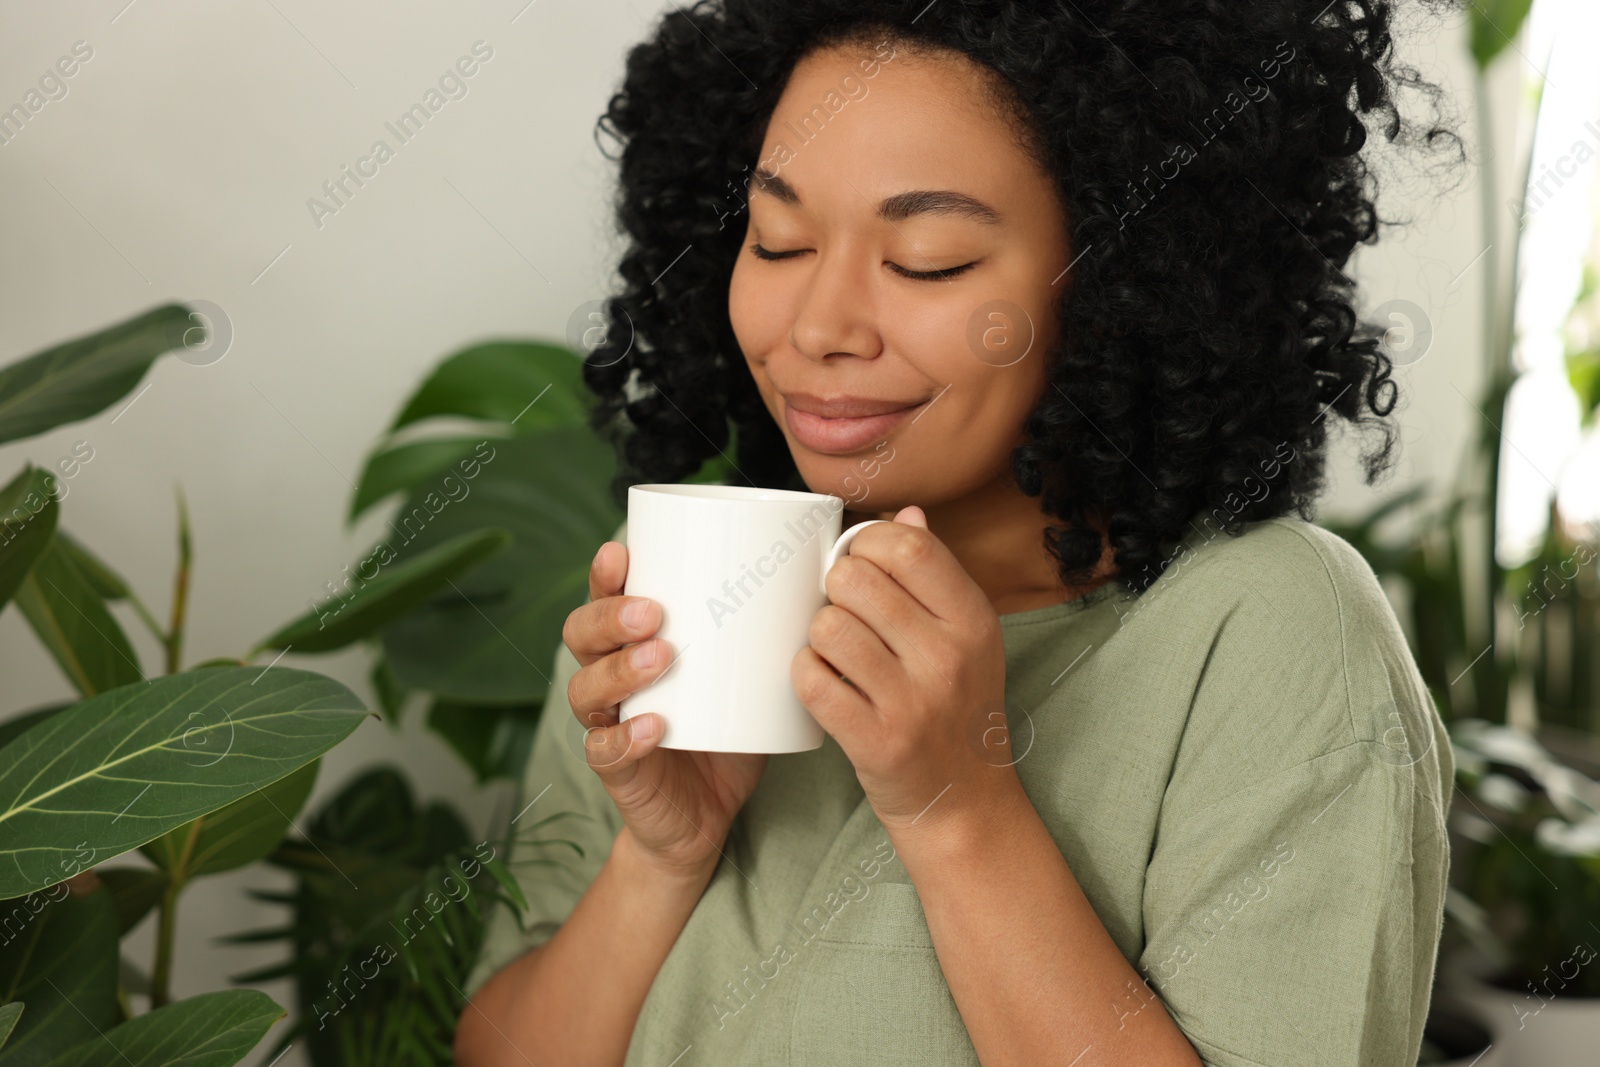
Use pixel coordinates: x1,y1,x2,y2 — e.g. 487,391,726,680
729,40,1071,512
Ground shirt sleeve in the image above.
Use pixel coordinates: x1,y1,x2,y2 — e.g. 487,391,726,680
1135,523,1452,1066
463,614,625,998
1138,739,1447,1066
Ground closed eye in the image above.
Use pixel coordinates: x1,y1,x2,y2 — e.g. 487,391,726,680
886,260,976,281
749,243,806,262
748,243,977,282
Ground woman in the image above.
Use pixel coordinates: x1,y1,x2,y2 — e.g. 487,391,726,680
456,1,1462,1064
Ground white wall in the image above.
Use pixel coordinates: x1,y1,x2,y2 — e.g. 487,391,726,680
0,2,1500,1064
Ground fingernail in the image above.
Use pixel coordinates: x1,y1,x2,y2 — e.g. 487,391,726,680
630,641,658,669
621,599,649,631
630,714,657,740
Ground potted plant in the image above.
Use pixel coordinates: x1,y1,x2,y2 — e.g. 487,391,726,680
0,305,552,1065
1440,719,1600,1063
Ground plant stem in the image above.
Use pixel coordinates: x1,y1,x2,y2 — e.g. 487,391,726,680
151,819,201,1009
123,588,169,649
166,486,192,674
150,880,180,1009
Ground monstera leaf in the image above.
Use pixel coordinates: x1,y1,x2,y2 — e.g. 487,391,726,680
378,427,621,704
350,340,594,522
254,528,513,655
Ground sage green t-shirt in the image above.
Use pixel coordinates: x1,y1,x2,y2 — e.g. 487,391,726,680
465,513,1452,1067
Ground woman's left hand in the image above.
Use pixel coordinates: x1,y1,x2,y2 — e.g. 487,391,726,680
793,505,1016,832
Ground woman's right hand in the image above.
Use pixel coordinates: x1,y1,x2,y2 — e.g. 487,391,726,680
561,539,769,881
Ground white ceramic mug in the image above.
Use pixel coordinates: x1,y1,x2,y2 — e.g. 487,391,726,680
618,483,890,753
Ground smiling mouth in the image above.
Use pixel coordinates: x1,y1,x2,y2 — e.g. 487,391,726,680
782,397,924,455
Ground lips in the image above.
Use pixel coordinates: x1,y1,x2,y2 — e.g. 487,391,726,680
784,392,925,419
781,392,924,455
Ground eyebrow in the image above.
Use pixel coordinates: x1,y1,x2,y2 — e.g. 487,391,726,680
751,169,1003,225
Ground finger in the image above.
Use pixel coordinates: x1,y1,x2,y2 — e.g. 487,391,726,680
840,521,974,622
823,554,935,664
567,638,673,718
583,712,664,786
893,505,928,528
806,601,897,706
792,645,873,729
588,540,627,603
563,594,662,667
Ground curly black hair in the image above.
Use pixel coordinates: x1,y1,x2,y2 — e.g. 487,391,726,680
582,0,1465,595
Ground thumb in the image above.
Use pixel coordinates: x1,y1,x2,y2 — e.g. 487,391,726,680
893,505,928,529
586,712,663,781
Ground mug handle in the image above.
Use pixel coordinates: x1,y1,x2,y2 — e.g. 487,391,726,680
821,519,892,598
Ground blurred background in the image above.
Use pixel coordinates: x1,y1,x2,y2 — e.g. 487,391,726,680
0,1,1596,1065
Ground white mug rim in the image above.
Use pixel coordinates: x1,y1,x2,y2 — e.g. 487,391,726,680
629,483,842,506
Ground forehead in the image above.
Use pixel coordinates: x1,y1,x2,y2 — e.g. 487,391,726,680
756,43,1041,204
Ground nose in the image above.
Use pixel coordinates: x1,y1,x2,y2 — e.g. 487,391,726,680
787,243,883,362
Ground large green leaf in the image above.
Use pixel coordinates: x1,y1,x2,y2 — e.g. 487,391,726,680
141,761,318,881
0,706,71,755
380,427,622,703
425,701,541,783
0,468,59,614
39,989,282,1067
0,1003,20,1052
349,436,493,522
389,341,590,433
0,884,118,1066
13,536,141,697
51,531,128,601
0,305,192,446
0,667,368,899
1469,0,1536,70
253,528,513,655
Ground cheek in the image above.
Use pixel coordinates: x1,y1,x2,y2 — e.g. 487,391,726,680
889,353,1047,496
889,295,1045,426
729,270,772,386
727,259,756,351
728,255,786,358
727,266,760,359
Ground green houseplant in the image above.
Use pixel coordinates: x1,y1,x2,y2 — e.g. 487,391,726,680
1447,718,1600,997
0,305,538,1065
0,305,374,1064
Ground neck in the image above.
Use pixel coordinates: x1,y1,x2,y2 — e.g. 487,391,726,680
844,478,1114,617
